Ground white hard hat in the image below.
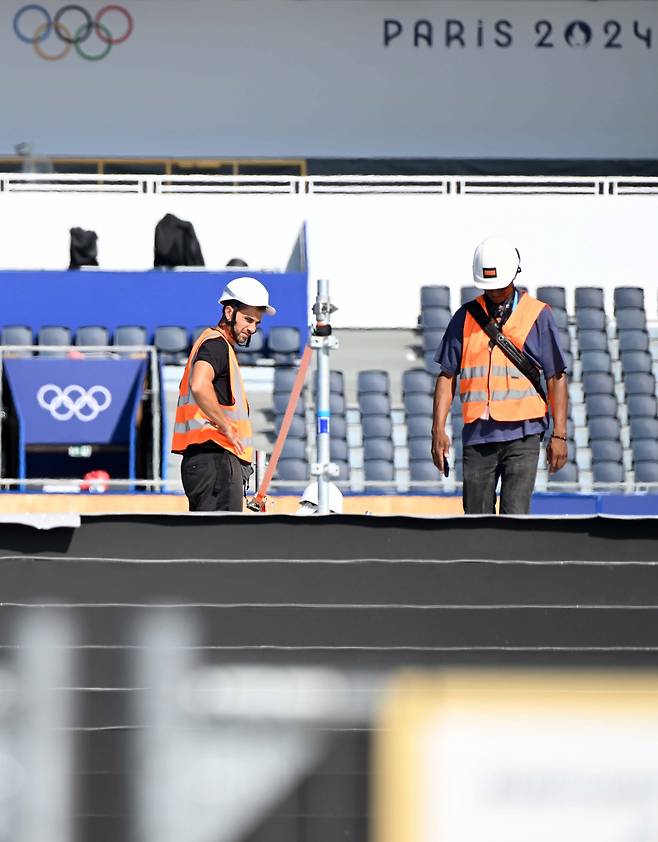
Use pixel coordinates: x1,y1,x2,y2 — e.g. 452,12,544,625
296,481,344,515
472,237,521,290
219,276,276,315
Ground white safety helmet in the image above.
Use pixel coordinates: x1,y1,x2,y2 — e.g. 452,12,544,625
472,237,521,290
296,481,344,515
218,276,276,315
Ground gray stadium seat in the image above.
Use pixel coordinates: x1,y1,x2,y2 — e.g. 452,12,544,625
632,440,658,463
421,307,451,330
562,349,574,375
330,393,346,415
362,415,393,439
113,325,147,347
404,393,434,416
627,395,657,419
364,459,395,483
1,325,33,350
460,286,480,304
621,351,652,374
618,330,649,353
630,417,658,442
236,329,265,365
314,369,345,395
408,438,431,461
592,462,624,484
576,308,606,331
274,367,298,393
580,351,611,374
616,309,647,331
575,287,604,310
38,325,72,357
421,285,451,310
154,325,189,364
585,394,617,419
549,462,578,483
578,330,608,353
403,368,434,396
330,438,349,462
333,459,350,481
407,415,432,439
536,286,566,310
614,287,644,311
75,325,110,347
276,458,307,482
281,438,306,460
582,372,614,395
422,329,445,354
589,417,621,441
591,440,623,464
558,328,571,352
634,462,658,484
357,370,390,395
363,438,394,462
273,391,304,416
409,461,441,483
330,416,347,440
625,372,656,396
551,308,569,330
267,327,300,365
359,394,391,416
276,414,306,439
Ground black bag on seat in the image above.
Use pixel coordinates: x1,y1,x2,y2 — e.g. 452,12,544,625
154,213,205,268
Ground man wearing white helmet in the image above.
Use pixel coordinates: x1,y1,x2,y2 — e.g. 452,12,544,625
172,277,276,511
431,238,568,514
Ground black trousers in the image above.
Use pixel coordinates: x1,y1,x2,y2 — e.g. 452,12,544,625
462,434,541,515
180,447,249,512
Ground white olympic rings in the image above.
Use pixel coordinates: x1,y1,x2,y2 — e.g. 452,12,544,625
36,383,112,422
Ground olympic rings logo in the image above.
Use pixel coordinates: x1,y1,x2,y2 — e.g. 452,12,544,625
37,384,112,422
13,4,133,61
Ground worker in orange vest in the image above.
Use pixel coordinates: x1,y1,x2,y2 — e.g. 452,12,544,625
172,276,276,511
431,238,569,514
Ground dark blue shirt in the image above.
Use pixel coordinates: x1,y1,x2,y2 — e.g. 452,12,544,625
434,296,567,446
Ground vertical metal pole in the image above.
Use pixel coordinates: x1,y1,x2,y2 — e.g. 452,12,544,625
0,348,4,482
150,347,161,489
312,279,337,515
254,450,266,493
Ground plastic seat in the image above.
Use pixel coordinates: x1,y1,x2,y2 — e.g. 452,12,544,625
575,287,604,310
154,326,189,364
314,370,345,396
580,351,611,374
630,417,658,442
235,329,265,365
618,330,649,353
362,415,393,439
578,330,608,353
536,286,566,310
409,461,441,483
267,327,300,365
549,462,578,483
359,394,391,417
407,415,432,439
627,395,657,419
1,325,33,349
273,392,304,416
274,367,298,393
275,414,306,439
281,438,306,460
616,309,647,331
329,393,346,415
551,308,569,330
421,285,451,310
625,372,655,396
582,372,614,395
330,438,349,462
408,437,431,461
333,459,350,481
38,325,72,357
276,458,307,482
460,286,480,305
621,351,652,374
357,370,390,396
614,287,644,311
114,325,147,347
585,394,617,419
402,368,434,396
364,459,395,483
422,329,446,354
591,440,623,464
76,325,110,347
331,416,347,440
632,440,658,463
421,307,451,330
592,461,624,484
576,308,606,331
589,417,621,442
634,462,658,484
404,393,434,416
363,438,394,462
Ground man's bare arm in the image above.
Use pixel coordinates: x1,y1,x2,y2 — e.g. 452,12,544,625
431,373,456,472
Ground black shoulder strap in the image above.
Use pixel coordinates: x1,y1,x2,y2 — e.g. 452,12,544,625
465,300,548,404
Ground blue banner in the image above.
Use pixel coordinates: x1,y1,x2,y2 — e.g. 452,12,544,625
5,359,146,446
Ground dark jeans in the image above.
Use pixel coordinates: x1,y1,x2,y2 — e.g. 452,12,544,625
181,447,250,512
462,434,541,515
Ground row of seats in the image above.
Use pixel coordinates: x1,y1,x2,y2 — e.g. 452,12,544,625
422,284,647,313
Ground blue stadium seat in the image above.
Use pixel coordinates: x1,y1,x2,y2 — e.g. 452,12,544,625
113,325,147,347
460,286,480,305
407,415,432,439
421,307,451,330
634,462,658,484
75,326,110,347
275,414,306,439
359,394,391,417
364,459,395,483
551,308,569,330
330,438,349,462
621,351,652,374
630,417,658,442
582,372,614,395
421,285,451,310
1,325,33,353
558,328,571,352
561,349,574,375
592,462,624,484
357,370,390,396
331,416,347,440
408,438,431,461
580,351,611,374
273,391,304,416
362,415,393,439
549,462,578,483
589,417,621,442
38,325,72,357
616,309,647,331
330,393,346,415
632,440,658,463
267,327,300,365
313,369,345,396
578,330,608,353
409,460,441,481
591,440,623,464
276,458,307,482
627,395,657,419
333,459,350,481
424,353,442,375
618,330,649,353
281,438,306,460
575,287,604,310
585,394,617,419
402,368,434,396
576,308,606,331
536,286,566,310
422,329,445,354
236,329,265,365
404,393,434,416
274,366,298,393
614,287,644,311
363,438,394,462
625,372,656,396
154,325,189,364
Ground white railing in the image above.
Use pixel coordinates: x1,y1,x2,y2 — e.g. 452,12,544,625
0,172,657,197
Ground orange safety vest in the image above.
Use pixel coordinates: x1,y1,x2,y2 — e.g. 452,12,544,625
171,327,254,462
460,293,548,424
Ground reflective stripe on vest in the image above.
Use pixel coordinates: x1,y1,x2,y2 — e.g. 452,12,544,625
171,327,254,462
459,293,548,423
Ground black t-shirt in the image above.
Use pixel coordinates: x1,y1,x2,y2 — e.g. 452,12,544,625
194,337,233,406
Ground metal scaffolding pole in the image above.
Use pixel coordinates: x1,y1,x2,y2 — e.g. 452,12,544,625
311,278,338,515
